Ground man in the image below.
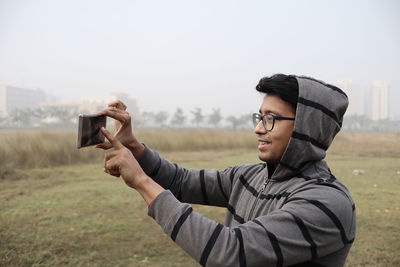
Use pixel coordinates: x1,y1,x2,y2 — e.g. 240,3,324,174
97,74,356,267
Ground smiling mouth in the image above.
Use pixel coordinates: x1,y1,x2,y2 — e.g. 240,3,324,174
258,140,271,150
258,138,271,144
259,141,270,145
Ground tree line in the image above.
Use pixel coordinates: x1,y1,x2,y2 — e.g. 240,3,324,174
1,107,399,132
136,107,252,129
0,106,254,130
341,115,400,132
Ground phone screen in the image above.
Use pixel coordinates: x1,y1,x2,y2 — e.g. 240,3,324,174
76,114,107,148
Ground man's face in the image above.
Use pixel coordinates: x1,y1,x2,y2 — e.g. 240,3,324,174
254,94,295,167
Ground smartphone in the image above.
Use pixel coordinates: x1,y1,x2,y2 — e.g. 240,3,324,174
76,114,107,148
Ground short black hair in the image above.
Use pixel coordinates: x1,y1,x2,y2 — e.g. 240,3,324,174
256,74,299,113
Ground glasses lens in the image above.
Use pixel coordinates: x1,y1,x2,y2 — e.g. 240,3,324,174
253,114,275,131
264,114,274,131
252,113,261,128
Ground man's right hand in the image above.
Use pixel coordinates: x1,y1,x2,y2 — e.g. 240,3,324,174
96,100,145,158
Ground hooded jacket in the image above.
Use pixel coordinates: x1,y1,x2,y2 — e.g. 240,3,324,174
138,76,356,267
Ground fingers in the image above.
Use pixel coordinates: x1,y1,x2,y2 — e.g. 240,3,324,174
107,100,127,110
100,127,124,150
104,149,120,164
104,156,121,177
103,150,121,176
106,161,120,177
104,165,120,177
108,169,120,177
95,141,113,150
98,107,131,123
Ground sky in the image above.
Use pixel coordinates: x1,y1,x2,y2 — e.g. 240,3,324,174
0,0,399,118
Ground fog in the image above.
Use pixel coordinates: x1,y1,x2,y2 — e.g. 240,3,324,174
0,0,399,119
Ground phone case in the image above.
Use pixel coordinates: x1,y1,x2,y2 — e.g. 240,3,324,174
76,114,107,148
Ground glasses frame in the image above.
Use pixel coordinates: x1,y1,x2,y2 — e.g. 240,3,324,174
252,113,295,131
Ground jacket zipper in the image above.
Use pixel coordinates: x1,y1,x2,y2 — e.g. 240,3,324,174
247,177,271,221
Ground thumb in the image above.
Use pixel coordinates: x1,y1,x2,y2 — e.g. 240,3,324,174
100,127,124,150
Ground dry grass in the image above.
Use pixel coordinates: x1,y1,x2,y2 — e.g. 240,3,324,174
329,132,400,158
0,130,256,178
1,130,399,179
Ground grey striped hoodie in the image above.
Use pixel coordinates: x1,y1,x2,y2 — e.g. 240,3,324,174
138,76,356,267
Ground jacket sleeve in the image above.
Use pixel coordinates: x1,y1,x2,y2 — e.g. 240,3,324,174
137,144,238,207
148,187,356,267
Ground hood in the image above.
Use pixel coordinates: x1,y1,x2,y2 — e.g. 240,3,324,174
272,76,348,180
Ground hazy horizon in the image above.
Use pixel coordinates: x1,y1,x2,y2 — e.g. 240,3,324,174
1,0,399,118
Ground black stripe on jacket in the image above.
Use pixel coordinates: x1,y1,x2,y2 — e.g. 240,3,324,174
217,172,228,201
284,197,354,244
291,131,328,151
283,210,318,260
239,175,290,201
254,219,283,267
200,224,224,266
298,97,341,126
171,207,193,241
228,204,245,224
233,228,247,267
199,170,209,205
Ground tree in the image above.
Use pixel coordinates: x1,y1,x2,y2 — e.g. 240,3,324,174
32,108,45,121
45,106,76,126
171,108,186,127
227,115,241,130
227,113,252,130
238,113,253,129
190,107,204,127
154,111,169,128
9,108,32,127
138,111,155,128
0,112,7,127
208,108,222,127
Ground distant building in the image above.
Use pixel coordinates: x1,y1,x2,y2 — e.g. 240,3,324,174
40,92,139,120
335,80,363,117
0,85,46,117
368,80,389,121
0,85,139,126
80,92,139,116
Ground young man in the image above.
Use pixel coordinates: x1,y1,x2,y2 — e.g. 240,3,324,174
97,74,356,267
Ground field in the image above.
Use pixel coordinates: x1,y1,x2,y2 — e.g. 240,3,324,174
0,130,399,266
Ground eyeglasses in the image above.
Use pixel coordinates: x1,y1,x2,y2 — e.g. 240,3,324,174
252,113,295,131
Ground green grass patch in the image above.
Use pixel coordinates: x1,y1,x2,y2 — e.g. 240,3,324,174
0,150,256,266
327,155,400,266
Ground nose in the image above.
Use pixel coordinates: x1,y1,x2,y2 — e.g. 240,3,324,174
254,120,267,135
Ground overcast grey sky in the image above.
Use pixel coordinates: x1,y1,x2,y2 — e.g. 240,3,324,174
0,0,399,118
